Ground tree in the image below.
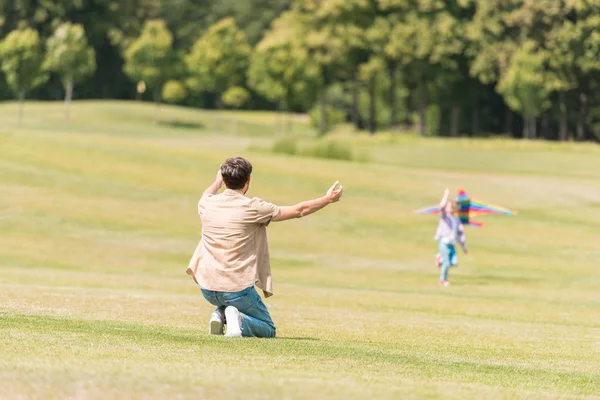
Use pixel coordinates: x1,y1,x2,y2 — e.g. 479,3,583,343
248,10,320,132
162,80,187,105
497,41,551,139
185,18,251,109
45,22,96,122
0,28,48,124
357,57,388,135
222,86,250,109
293,0,375,133
123,19,177,122
206,0,292,46
367,15,400,130
222,86,250,135
383,0,469,136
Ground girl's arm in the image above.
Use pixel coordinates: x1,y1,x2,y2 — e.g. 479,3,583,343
440,188,450,207
439,188,450,215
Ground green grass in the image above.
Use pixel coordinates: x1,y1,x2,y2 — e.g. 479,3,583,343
1,100,599,399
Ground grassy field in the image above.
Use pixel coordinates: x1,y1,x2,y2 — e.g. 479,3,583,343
1,100,599,400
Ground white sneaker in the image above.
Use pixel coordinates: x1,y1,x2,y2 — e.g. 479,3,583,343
209,310,224,335
224,306,242,338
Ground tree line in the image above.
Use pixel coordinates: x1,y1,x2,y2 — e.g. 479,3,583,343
1,0,599,140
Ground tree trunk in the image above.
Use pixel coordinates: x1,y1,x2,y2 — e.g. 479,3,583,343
389,61,397,130
154,90,162,124
351,73,359,131
471,89,479,137
450,104,460,137
504,106,513,137
279,100,285,135
522,115,529,139
319,86,328,136
18,90,25,126
559,91,568,141
418,81,428,137
577,92,588,141
369,76,376,135
541,112,550,140
64,78,73,123
530,116,537,139
285,111,292,135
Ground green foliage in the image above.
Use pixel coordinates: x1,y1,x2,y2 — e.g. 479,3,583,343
124,20,176,100
248,11,320,110
304,140,354,161
161,80,187,104
497,41,551,119
221,86,250,109
0,28,47,97
44,22,96,87
308,105,346,133
272,137,366,162
425,104,441,137
185,18,251,101
272,137,298,155
2,0,600,140
207,0,293,46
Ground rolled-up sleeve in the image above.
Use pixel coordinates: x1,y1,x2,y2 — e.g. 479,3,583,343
251,198,280,225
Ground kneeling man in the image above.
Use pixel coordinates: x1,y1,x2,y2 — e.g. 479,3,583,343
187,157,343,337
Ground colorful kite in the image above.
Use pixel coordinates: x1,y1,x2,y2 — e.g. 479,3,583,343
414,189,515,227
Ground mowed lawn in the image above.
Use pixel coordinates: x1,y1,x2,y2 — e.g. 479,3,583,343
1,101,599,400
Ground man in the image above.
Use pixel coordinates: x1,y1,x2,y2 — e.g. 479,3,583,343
186,157,343,338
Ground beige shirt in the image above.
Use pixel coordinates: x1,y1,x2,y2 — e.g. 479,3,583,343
186,189,280,297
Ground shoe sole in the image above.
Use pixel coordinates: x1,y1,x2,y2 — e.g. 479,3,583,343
209,320,223,335
224,306,242,338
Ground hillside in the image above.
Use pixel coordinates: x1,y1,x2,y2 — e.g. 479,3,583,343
1,101,599,399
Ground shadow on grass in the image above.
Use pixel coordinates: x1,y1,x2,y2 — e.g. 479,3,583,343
1,313,322,343
158,120,204,130
3,312,600,394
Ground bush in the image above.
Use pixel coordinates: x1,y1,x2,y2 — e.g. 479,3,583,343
272,138,369,163
272,137,297,155
425,104,441,136
222,86,250,109
162,80,187,104
303,141,353,161
309,106,346,134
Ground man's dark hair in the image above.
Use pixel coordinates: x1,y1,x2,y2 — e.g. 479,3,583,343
221,157,253,189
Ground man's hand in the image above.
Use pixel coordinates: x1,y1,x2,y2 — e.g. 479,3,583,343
273,180,344,222
326,181,343,203
215,166,224,187
202,166,224,198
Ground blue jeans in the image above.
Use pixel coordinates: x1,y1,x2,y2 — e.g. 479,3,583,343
200,286,276,338
439,241,458,281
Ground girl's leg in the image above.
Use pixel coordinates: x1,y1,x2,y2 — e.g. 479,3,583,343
449,246,458,267
439,242,451,281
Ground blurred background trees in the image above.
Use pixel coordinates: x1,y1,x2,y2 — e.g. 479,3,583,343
1,0,599,139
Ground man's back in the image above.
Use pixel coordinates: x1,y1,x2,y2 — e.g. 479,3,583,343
188,156,342,338
195,189,280,295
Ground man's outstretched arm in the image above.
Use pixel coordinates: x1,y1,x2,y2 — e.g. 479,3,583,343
272,181,343,222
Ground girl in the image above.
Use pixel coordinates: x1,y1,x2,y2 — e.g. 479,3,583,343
434,188,468,286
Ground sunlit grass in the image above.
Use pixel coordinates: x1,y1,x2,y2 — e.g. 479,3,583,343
1,101,599,399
